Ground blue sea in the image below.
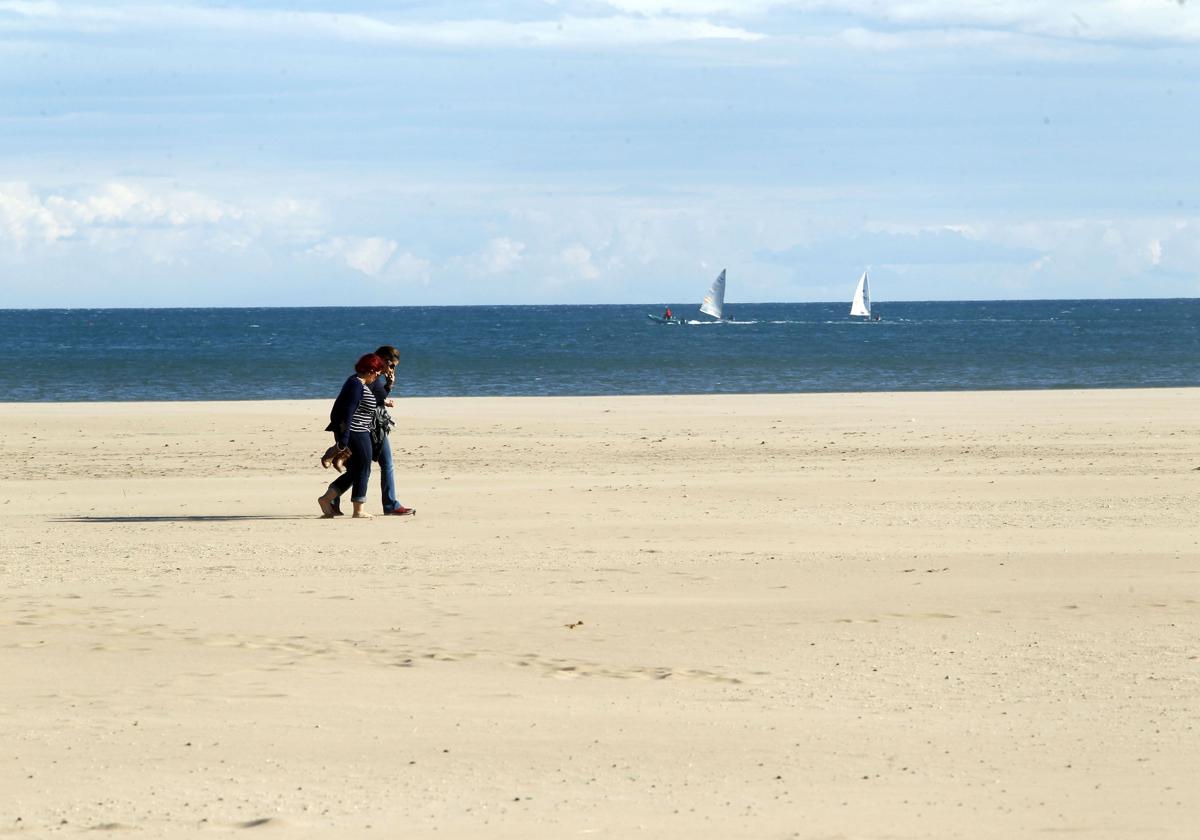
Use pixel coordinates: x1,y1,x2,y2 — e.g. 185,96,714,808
1,300,1197,402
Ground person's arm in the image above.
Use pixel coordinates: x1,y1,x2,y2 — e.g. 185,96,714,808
373,376,395,408
334,378,362,448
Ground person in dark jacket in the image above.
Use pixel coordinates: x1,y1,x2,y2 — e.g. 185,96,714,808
371,345,416,516
317,353,387,518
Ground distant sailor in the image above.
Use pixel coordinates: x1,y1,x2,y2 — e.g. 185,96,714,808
663,306,673,320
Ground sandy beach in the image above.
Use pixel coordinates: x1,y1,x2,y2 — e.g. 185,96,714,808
1,389,1197,838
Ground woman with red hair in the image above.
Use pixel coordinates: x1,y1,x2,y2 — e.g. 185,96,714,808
318,353,387,518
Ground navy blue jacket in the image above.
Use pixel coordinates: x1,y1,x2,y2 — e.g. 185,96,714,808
325,375,366,449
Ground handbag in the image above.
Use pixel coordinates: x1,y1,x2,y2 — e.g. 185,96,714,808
370,405,395,451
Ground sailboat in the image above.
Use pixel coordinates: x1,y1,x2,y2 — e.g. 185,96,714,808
849,270,872,319
646,268,727,324
699,269,727,321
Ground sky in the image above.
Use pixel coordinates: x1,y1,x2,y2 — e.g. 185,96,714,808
1,0,1198,307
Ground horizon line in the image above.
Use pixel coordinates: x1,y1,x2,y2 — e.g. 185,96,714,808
3,296,1197,312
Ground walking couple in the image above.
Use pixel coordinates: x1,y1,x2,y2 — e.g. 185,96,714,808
317,345,415,519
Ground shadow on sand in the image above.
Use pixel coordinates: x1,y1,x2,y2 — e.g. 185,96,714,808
55,515,316,523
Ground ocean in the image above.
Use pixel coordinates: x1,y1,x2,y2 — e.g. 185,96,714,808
1,300,1197,402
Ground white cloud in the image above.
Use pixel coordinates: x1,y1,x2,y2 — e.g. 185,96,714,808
309,235,434,288
0,4,764,46
1151,221,1200,278
0,180,425,290
0,181,241,247
1,0,1195,59
480,236,525,273
0,1,59,16
607,0,1200,45
846,0,1199,43
380,251,433,287
961,215,1200,294
2,177,1197,306
311,235,398,277
560,244,600,280
602,0,779,12
383,15,765,47
0,182,62,245
834,25,1017,52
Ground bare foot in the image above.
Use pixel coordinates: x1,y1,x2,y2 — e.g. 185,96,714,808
317,496,335,518
352,511,374,519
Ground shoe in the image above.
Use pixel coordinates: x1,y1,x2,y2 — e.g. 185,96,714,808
384,506,416,516
320,445,351,471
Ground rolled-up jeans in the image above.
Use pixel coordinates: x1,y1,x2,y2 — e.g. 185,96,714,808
328,430,373,503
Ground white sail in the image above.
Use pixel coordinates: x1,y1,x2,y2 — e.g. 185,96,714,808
699,269,726,320
849,271,871,318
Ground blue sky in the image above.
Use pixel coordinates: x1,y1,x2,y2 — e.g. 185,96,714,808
1,0,1197,306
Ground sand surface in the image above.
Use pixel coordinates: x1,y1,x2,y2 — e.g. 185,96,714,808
1,390,1198,838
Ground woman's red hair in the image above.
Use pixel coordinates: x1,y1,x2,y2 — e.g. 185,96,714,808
354,353,387,375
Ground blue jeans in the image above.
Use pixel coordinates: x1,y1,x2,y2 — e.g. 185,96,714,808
377,435,400,513
328,430,373,503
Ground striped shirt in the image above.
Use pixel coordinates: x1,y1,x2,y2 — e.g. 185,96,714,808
348,382,377,433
